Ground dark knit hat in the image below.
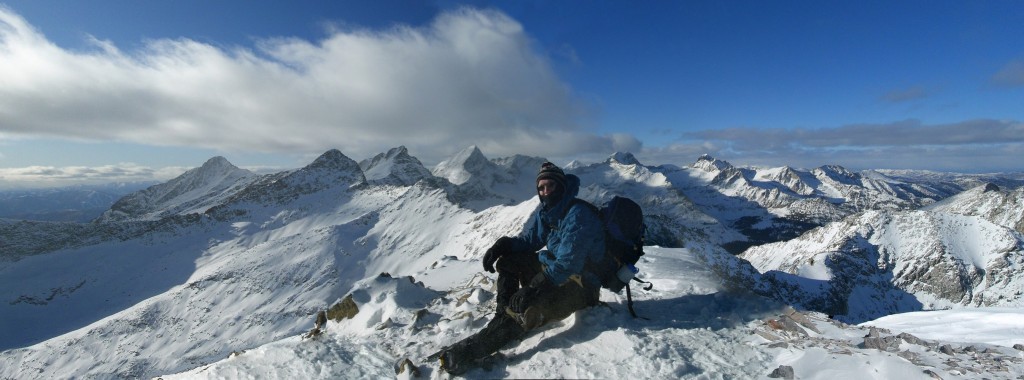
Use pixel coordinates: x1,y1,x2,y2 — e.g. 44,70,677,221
536,162,566,188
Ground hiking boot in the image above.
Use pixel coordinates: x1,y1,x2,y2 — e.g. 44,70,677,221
437,348,469,375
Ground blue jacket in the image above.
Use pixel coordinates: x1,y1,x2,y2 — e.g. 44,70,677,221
509,174,606,289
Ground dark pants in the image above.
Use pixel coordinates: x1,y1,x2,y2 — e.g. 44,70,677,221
445,250,599,365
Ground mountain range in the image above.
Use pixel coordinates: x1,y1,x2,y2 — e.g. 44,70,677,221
0,182,155,222
1,146,1023,378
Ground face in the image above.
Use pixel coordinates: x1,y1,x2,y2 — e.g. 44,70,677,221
537,179,558,197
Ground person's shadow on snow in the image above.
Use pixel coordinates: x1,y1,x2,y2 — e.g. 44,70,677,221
480,289,787,376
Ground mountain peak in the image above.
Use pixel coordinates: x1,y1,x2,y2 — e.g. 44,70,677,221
452,145,487,165
292,149,364,181
277,149,366,191
813,165,860,185
359,146,432,186
432,146,495,186
608,152,641,166
306,149,351,169
97,156,254,222
201,155,233,168
693,154,733,172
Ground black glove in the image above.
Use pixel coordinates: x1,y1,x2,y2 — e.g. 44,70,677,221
509,273,551,313
482,236,515,273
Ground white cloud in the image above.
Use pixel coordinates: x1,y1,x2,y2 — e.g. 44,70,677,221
0,163,187,189
0,7,628,166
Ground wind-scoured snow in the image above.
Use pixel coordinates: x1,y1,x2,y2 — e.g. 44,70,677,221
739,209,1024,323
927,183,1024,234
165,248,1024,380
865,307,1024,348
97,156,258,222
2,147,1023,379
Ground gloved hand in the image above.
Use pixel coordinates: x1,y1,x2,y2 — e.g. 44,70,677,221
482,236,515,273
509,273,551,313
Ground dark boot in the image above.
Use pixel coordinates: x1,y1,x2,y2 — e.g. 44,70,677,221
436,314,525,375
437,342,471,375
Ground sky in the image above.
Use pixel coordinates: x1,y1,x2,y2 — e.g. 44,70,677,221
0,1,1022,188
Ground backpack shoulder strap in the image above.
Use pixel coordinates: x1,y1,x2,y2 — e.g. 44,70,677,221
564,198,600,220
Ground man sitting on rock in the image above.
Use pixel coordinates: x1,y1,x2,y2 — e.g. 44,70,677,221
433,162,607,375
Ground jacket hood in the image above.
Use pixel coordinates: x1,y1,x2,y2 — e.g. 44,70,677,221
541,174,580,215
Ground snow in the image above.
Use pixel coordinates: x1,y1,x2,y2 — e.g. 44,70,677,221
4,148,1024,379
864,308,1024,348
162,247,1024,379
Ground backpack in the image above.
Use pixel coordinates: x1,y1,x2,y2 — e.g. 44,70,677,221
573,196,653,318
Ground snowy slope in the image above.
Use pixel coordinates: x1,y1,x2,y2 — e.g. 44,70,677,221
359,146,434,187
164,247,1024,380
926,183,1024,234
0,179,393,377
429,145,546,210
97,156,258,222
3,147,1024,379
571,153,738,247
0,149,537,378
738,209,1024,323
653,155,963,253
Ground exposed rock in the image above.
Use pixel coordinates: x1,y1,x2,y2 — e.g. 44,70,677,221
782,306,821,334
767,365,795,379
301,328,323,340
861,328,899,350
939,344,956,355
923,369,944,379
897,332,927,346
756,330,783,342
394,358,421,377
326,294,359,321
764,308,820,337
375,318,394,330
862,335,899,351
766,317,808,337
1014,344,1024,351
315,311,327,330
359,146,433,187
897,350,924,365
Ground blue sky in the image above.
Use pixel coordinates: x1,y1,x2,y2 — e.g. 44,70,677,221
0,1,1022,188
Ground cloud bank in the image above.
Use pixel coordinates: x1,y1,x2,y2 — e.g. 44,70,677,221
0,164,186,189
0,7,630,166
645,119,1024,173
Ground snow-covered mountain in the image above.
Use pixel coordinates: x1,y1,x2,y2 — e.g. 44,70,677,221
97,156,257,222
429,145,546,210
2,147,1024,379
654,155,965,253
162,247,1024,380
359,146,433,187
735,209,1024,323
926,183,1024,234
572,153,737,247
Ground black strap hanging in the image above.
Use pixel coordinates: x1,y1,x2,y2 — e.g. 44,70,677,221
625,282,650,320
